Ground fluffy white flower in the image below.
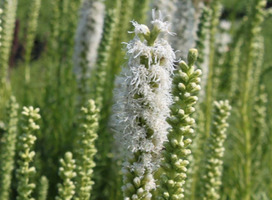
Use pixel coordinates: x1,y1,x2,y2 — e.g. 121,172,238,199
130,21,150,35
112,13,176,198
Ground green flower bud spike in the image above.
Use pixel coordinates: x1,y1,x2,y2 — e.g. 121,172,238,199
74,99,99,200
157,49,202,200
202,100,231,200
0,96,19,200
56,152,76,200
16,106,40,200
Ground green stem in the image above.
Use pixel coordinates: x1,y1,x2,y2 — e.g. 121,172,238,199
204,0,221,138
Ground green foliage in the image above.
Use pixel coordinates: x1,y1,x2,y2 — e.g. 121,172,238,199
24,0,41,82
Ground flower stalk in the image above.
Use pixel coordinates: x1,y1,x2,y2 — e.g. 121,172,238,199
112,10,175,199
0,96,19,200
56,152,76,200
16,106,41,200
38,176,49,200
0,0,18,88
157,49,202,199
73,0,105,107
202,100,231,200
74,99,99,200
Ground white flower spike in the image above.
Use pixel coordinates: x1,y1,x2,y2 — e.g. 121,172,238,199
112,10,176,200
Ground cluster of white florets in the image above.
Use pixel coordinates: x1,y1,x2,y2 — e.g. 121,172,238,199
112,11,176,191
152,0,177,31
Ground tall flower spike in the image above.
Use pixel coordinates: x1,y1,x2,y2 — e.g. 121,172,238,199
252,84,268,171
0,0,18,87
16,106,40,200
75,99,99,200
56,152,76,200
0,96,19,200
73,0,105,106
157,49,202,200
195,5,211,102
24,0,41,82
112,10,175,200
202,100,231,200
92,9,117,109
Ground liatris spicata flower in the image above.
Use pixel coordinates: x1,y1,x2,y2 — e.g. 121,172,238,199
157,49,201,200
73,0,105,104
38,176,49,200
16,106,40,200
202,100,231,200
112,10,175,199
0,96,19,200
74,99,99,200
56,152,76,200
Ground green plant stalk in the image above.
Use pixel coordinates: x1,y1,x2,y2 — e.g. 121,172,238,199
204,0,221,138
202,100,231,200
74,100,99,200
228,39,242,100
251,36,264,98
0,0,18,88
38,176,49,200
89,6,121,200
24,0,41,83
56,152,76,200
240,1,266,199
195,6,211,67
16,106,41,200
189,5,211,200
184,109,205,200
157,49,201,200
0,96,19,200
93,9,117,109
252,85,268,178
